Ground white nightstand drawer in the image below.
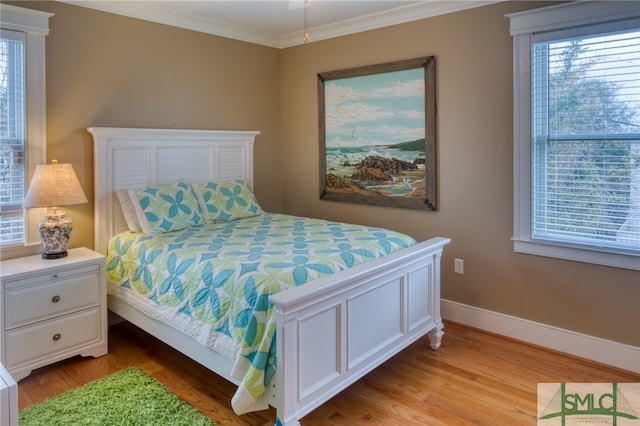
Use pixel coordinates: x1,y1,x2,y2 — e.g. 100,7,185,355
4,271,101,329
2,264,99,290
4,308,101,370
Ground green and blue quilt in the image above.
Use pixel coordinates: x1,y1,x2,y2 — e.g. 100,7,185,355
106,213,416,414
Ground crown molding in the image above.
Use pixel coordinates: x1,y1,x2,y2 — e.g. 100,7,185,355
60,1,283,47
61,1,501,49
280,0,501,48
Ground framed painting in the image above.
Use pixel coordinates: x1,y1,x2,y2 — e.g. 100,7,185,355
318,57,437,210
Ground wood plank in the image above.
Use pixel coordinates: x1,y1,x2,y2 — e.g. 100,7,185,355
18,321,639,425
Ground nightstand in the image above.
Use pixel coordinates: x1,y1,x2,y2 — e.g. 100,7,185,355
0,247,108,381
0,363,17,426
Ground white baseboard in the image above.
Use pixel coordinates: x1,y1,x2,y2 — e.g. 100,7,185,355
441,299,640,374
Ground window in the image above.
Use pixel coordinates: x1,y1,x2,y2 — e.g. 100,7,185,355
509,2,640,270
0,4,51,254
1,29,26,244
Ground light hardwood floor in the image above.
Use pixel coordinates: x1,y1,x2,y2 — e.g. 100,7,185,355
18,321,639,425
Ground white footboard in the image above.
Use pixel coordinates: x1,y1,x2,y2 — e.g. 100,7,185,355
269,237,450,426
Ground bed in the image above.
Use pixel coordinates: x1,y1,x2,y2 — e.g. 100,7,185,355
90,127,450,426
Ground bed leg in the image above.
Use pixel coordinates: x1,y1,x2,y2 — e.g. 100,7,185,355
427,324,444,350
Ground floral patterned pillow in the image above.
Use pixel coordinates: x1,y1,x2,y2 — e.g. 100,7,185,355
128,181,204,235
193,179,263,223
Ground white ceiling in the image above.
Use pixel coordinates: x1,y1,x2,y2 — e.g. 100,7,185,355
62,0,500,48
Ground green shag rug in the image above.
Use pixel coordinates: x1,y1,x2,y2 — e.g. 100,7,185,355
19,367,217,426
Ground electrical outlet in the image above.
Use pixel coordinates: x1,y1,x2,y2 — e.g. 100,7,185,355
454,258,464,274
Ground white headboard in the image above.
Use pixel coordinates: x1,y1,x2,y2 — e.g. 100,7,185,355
90,127,260,254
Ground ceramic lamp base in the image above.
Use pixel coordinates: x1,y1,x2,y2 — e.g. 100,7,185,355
38,209,73,259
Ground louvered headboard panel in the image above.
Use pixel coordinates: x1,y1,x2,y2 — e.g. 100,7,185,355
89,127,259,254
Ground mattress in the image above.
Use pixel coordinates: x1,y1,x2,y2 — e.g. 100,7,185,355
106,212,417,413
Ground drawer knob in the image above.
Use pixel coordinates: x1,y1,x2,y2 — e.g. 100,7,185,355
51,295,61,303
51,274,59,279
52,333,62,341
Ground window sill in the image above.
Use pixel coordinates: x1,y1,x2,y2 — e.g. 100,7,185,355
513,239,640,271
0,243,41,261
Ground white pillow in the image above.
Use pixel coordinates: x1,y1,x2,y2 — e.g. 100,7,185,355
116,189,142,233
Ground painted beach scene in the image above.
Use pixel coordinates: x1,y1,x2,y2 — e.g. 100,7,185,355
324,67,426,200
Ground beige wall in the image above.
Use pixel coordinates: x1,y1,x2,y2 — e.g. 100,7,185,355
7,0,283,252
280,1,640,347
9,1,638,347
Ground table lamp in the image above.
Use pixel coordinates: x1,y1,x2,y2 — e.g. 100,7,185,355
23,160,88,259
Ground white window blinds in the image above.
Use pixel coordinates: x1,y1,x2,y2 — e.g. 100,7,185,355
531,23,640,255
0,29,26,244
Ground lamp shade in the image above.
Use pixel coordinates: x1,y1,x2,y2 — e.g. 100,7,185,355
24,161,88,208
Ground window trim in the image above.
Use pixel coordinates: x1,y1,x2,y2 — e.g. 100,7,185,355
508,1,640,271
1,4,53,258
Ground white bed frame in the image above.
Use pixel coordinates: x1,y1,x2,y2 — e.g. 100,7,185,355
90,127,450,426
